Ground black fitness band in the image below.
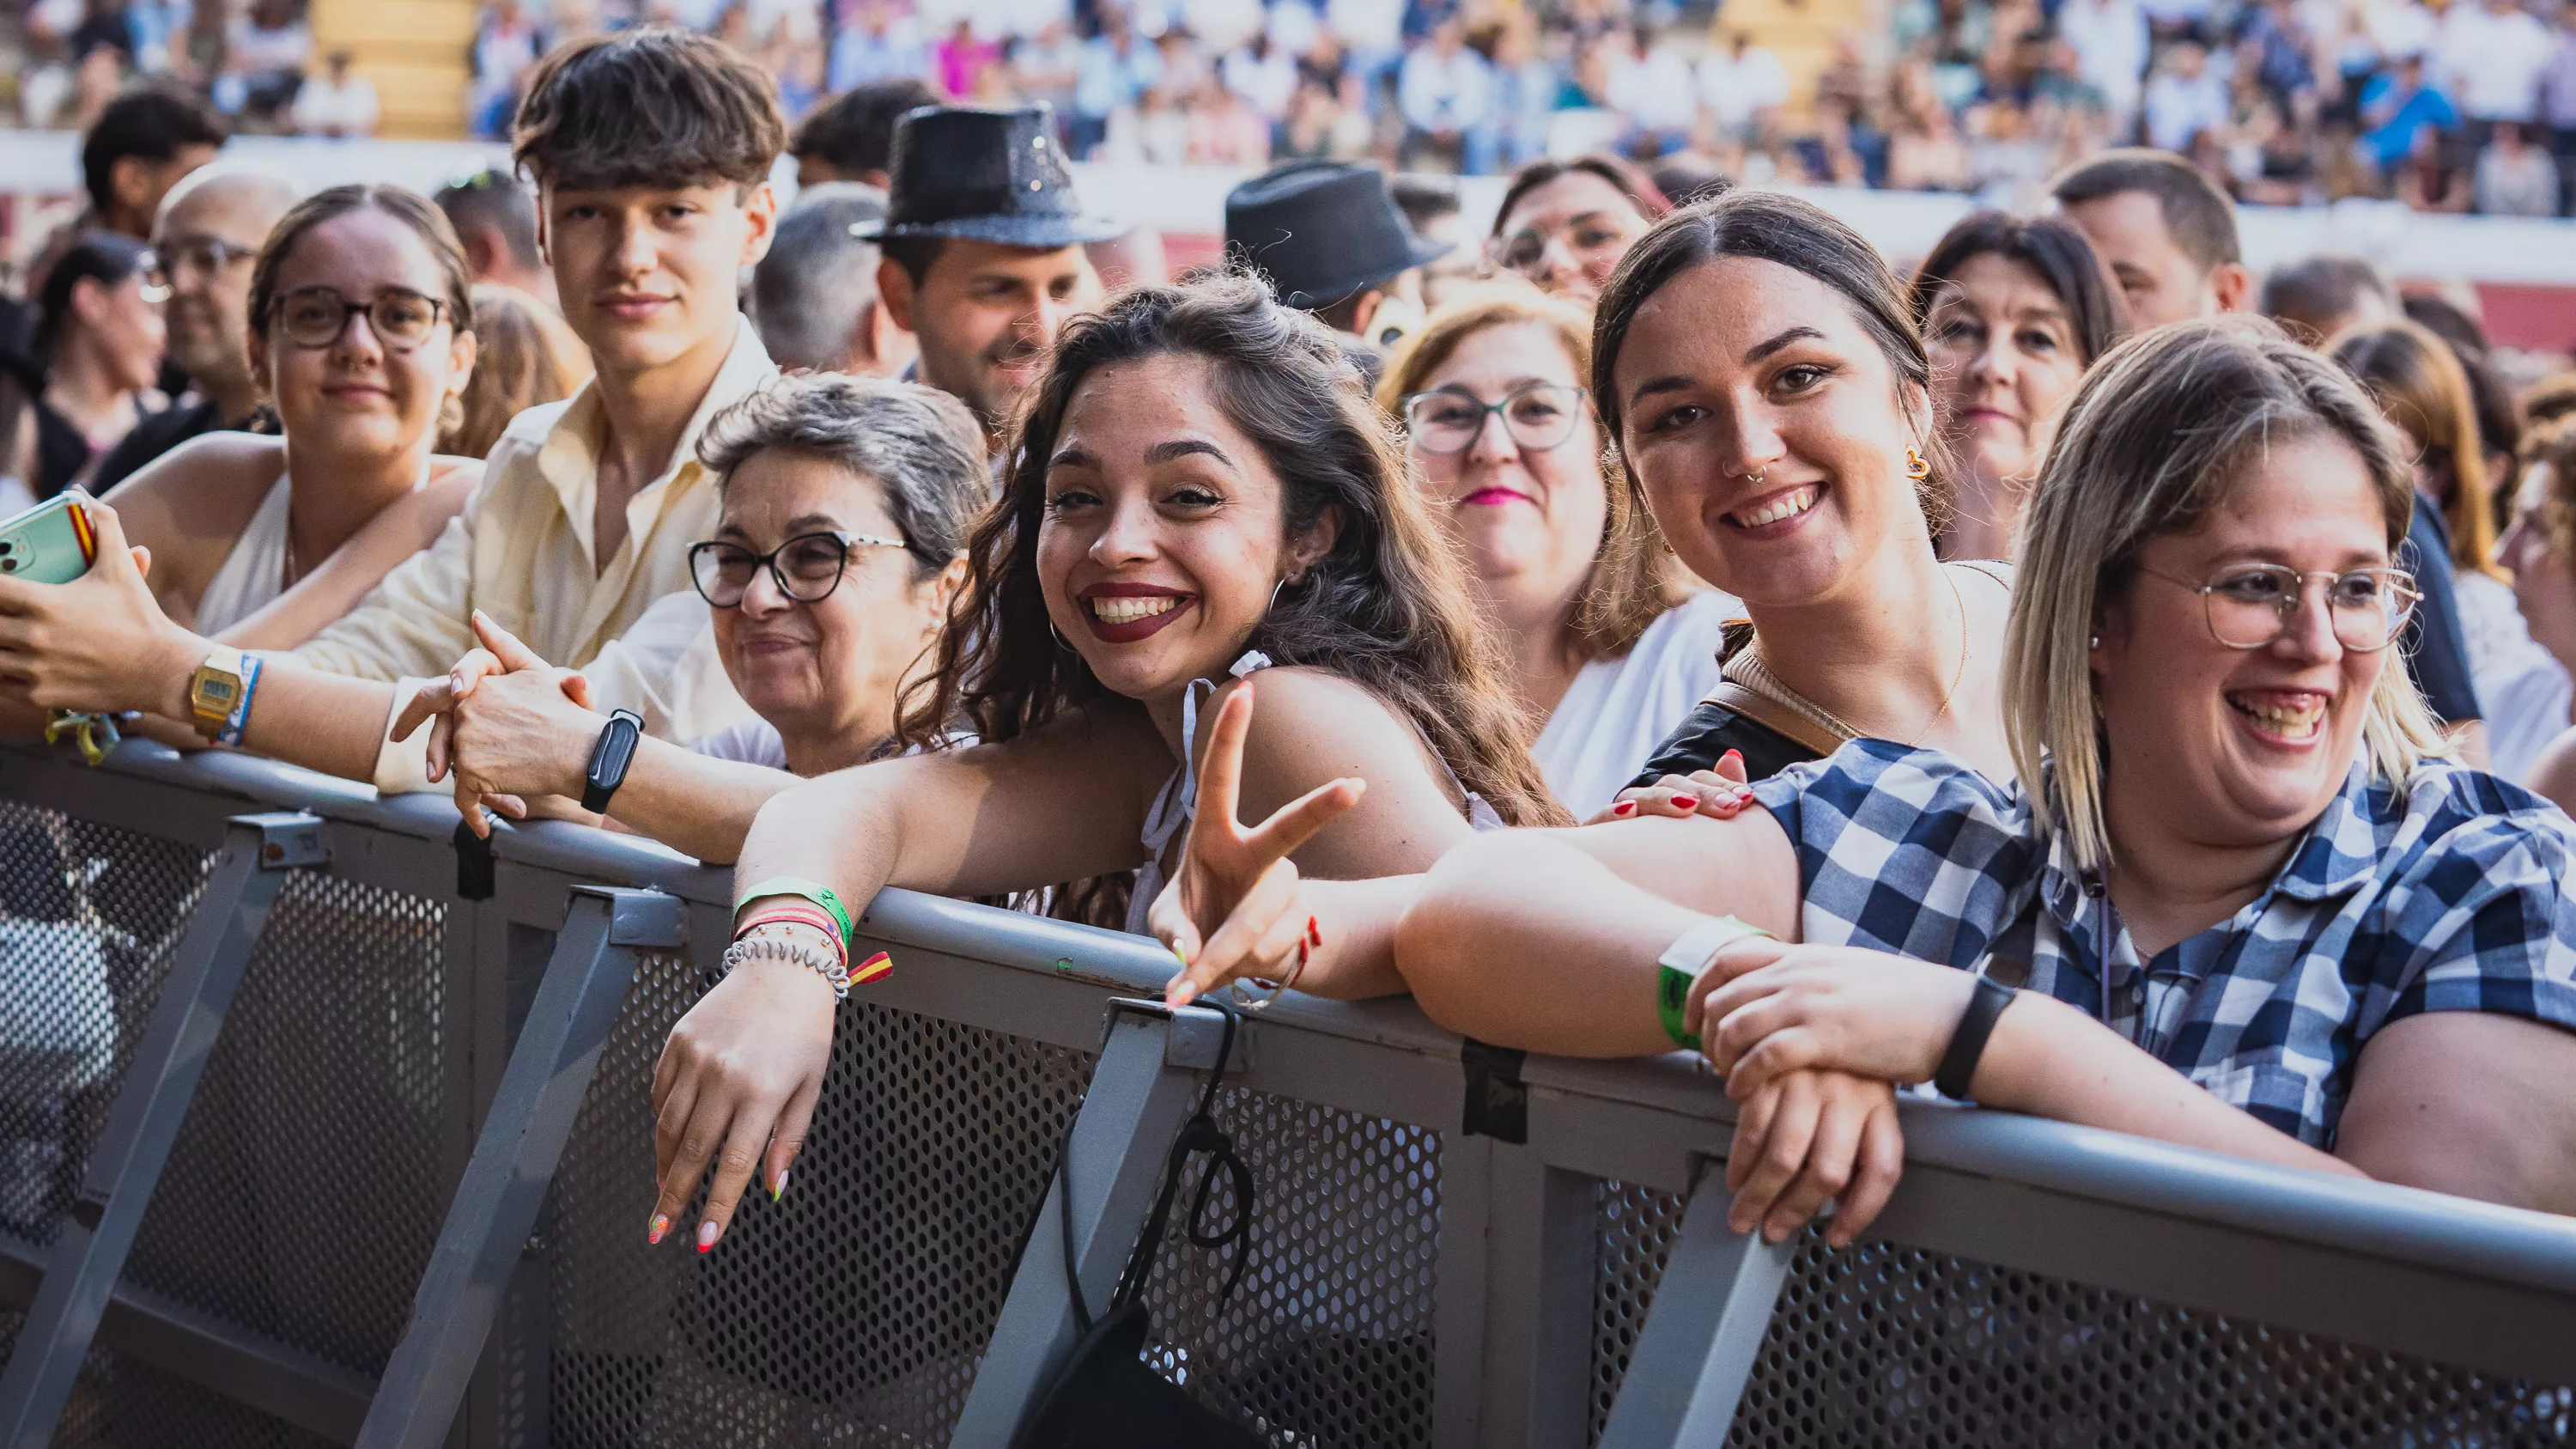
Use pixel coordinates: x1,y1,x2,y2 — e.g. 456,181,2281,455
1933,975,2018,1101
580,709,647,815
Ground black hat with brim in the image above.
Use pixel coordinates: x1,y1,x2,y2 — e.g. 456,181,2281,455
1224,160,1455,309
848,103,1126,248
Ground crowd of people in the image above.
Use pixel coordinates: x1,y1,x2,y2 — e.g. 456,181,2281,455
2,26,2573,1273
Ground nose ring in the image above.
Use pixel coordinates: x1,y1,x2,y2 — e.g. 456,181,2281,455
1744,469,1765,485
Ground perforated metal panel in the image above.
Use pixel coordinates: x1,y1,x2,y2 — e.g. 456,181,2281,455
120,872,449,1376
1133,1088,1443,1447
1585,1183,2576,1446
52,1343,339,1449
0,806,214,1245
539,953,1094,1446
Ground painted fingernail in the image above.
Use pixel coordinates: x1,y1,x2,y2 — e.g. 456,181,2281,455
647,1213,669,1245
1612,800,1637,817
696,1220,719,1253
1721,749,1744,768
1672,795,1699,810
770,1170,787,1203
1306,915,1321,947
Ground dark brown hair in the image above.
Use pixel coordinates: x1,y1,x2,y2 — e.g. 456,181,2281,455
2050,148,2242,271
512,27,787,192
1377,287,1684,659
1591,190,1947,521
2332,320,2502,579
902,274,1566,907
248,184,474,342
1492,154,1670,240
1908,210,2127,368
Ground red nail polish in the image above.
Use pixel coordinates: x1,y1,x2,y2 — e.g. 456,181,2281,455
1720,749,1743,768
1673,795,1699,810
1306,915,1321,947
1612,800,1637,817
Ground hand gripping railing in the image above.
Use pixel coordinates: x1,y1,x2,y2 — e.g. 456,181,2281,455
0,739,2569,1448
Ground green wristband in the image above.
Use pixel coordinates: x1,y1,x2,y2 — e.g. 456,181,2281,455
737,875,855,950
1655,916,1774,1050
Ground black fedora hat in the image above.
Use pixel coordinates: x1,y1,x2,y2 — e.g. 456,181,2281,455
1224,161,1454,310
851,104,1124,248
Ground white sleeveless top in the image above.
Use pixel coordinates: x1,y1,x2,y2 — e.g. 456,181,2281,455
1122,653,1505,937
193,473,293,636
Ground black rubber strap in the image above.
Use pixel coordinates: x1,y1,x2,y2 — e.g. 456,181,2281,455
1934,974,2017,1101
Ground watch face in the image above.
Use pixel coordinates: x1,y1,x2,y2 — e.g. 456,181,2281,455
198,678,238,708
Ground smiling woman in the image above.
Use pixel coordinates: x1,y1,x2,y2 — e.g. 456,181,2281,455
1156,317,2576,1243
644,273,1564,1254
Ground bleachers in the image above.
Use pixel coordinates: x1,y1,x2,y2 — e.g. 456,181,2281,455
309,0,475,140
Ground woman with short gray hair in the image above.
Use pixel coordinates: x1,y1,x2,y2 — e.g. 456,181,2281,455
410,373,982,862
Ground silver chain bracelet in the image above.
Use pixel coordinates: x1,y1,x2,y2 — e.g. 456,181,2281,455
722,924,848,1000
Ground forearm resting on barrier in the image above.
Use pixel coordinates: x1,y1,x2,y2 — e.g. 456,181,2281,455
1394,817,1802,1056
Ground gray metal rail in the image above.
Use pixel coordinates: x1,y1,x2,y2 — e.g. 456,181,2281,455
0,738,2566,1446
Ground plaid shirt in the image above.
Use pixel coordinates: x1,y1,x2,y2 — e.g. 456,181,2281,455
1749,740,2576,1148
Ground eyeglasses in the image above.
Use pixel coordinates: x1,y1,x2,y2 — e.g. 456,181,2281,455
2139,563,2421,653
1398,383,1589,455
688,530,908,608
273,287,449,351
141,235,260,293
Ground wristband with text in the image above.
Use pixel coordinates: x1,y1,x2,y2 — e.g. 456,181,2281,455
1934,973,2018,1100
1655,915,1774,1050
735,875,856,951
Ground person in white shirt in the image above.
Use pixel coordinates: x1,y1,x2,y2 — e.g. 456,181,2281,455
291,52,380,138
0,30,785,795
1698,30,1791,143
2437,0,2551,128
1398,18,1495,170
2057,0,2150,130
1607,22,1700,155
1378,289,1741,817
409,374,983,861
2141,40,2229,153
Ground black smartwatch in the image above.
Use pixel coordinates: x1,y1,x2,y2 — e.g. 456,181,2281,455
581,709,646,814
1934,974,2018,1101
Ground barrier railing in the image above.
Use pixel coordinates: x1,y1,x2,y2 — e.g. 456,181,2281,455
0,739,2567,1446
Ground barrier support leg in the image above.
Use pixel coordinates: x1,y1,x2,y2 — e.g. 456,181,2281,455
951,998,1238,1444
1595,1159,1795,1449
0,812,325,1449
356,886,682,1449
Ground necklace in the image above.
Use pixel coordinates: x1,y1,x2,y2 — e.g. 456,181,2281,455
1735,564,1971,748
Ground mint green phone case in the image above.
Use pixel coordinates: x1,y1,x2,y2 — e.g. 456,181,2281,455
0,494,100,584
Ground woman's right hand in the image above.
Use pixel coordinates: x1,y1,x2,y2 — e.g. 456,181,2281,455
647,949,840,1252
1589,750,1757,824
1725,1067,1905,1248
1149,680,1364,1007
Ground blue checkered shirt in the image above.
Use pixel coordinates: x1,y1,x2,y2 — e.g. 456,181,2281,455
1748,740,2576,1147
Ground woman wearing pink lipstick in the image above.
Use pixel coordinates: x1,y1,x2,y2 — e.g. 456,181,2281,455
1907,211,2126,567
1163,318,2576,1240
1376,289,1741,817
93,184,482,647
645,275,1566,1252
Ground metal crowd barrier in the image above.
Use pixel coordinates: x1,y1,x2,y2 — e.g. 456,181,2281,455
0,738,2565,1447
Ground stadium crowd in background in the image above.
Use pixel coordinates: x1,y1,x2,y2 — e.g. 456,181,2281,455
23,0,2576,220
0,15,2572,1270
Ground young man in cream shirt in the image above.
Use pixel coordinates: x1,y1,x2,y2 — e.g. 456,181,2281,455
0,28,781,794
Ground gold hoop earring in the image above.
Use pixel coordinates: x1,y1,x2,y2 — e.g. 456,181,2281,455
1905,447,1930,481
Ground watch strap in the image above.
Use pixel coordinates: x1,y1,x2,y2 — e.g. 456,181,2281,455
580,708,645,813
188,644,248,740
1934,973,2018,1100
1655,915,1774,1050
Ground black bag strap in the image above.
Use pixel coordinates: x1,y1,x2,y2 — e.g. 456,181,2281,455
1056,1001,1256,1334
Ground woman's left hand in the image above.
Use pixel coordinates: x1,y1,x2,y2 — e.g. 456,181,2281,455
0,497,202,717
398,612,603,836
1725,1067,1905,1246
1693,941,1977,1102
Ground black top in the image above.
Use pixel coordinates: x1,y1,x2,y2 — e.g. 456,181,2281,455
31,400,94,501
1624,699,1821,792
89,396,228,496
2397,492,2482,726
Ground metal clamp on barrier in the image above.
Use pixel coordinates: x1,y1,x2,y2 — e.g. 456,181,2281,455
0,813,326,1449
356,886,682,1449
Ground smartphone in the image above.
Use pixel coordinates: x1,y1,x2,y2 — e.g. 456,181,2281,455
0,494,99,585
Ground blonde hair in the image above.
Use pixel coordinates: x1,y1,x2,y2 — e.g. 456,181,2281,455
2330,319,2502,581
2007,318,2447,874
1376,286,1686,659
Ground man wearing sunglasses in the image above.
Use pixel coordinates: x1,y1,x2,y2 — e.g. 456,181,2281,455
90,164,304,494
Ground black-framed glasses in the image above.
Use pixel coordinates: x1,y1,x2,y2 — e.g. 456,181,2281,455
273,286,449,350
1398,382,1589,455
688,530,908,608
2140,563,2421,652
141,235,260,292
